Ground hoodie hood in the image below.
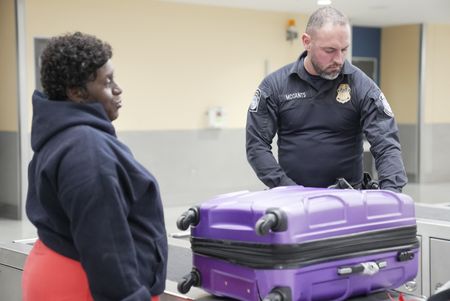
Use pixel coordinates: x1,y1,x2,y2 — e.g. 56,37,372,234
31,90,116,152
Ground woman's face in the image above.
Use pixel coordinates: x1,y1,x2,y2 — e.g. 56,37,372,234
84,59,123,121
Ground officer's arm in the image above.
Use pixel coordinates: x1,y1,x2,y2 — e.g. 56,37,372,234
361,89,408,192
246,85,296,188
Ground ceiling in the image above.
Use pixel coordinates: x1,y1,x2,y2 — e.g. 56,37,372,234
160,0,450,27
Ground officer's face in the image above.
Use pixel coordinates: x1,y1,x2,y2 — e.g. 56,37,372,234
303,23,350,80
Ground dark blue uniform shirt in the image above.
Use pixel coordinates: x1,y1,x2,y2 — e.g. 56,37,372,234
246,52,407,191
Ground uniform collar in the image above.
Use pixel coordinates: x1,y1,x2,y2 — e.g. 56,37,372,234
289,51,356,80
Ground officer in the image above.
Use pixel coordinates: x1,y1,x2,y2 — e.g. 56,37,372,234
246,6,407,192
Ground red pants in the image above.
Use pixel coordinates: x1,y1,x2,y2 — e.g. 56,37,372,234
22,240,159,301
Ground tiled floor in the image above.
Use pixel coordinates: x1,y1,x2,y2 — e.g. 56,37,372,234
1,181,449,243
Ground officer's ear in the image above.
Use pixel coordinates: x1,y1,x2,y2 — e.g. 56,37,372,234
302,33,312,51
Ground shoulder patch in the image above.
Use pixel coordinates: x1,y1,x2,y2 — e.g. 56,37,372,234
249,89,261,112
379,93,394,117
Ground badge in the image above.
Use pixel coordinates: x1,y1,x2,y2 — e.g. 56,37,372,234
336,83,351,103
249,89,261,112
379,92,394,117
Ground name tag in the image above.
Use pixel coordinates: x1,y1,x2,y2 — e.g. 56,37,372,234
284,91,307,101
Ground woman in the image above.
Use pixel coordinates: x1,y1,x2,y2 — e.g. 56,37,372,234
22,32,167,301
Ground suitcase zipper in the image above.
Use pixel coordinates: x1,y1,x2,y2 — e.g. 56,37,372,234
191,225,419,269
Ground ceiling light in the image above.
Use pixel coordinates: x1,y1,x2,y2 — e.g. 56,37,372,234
317,0,332,5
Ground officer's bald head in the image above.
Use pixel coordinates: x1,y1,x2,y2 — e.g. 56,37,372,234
305,6,350,36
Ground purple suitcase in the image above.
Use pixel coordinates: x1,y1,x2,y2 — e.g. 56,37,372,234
176,186,419,301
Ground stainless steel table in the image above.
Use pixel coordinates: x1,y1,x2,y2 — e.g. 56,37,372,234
0,239,33,300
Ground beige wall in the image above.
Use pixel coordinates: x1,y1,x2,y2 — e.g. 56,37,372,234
380,25,420,125
423,24,450,124
0,0,18,131
380,24,450,124
24,0,307,130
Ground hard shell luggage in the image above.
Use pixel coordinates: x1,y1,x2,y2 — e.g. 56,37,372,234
176,186,419,301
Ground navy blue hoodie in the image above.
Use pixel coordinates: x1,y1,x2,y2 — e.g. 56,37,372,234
26,90,168,300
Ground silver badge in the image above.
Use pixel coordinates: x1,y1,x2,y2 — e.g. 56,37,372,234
249,89,261,112
336,84,351,103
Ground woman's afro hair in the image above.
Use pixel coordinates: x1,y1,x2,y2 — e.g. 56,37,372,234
40,32,112,100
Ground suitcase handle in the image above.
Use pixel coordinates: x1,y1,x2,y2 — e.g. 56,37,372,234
362,172,379,189
328,178,354,189
337,260,387,276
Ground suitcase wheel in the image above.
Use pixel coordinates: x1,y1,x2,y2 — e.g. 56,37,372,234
177,269,201,294
263,287,292,301
176,207,200,230
255,209,287,236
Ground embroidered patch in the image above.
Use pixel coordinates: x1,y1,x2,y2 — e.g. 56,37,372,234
249,89,261,112
336,83,351,103
379,92,394,117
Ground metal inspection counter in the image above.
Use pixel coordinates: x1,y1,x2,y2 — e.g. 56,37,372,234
0,235,425,301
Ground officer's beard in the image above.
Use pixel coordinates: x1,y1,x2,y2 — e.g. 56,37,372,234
310,57,342,80
319,69,341,80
